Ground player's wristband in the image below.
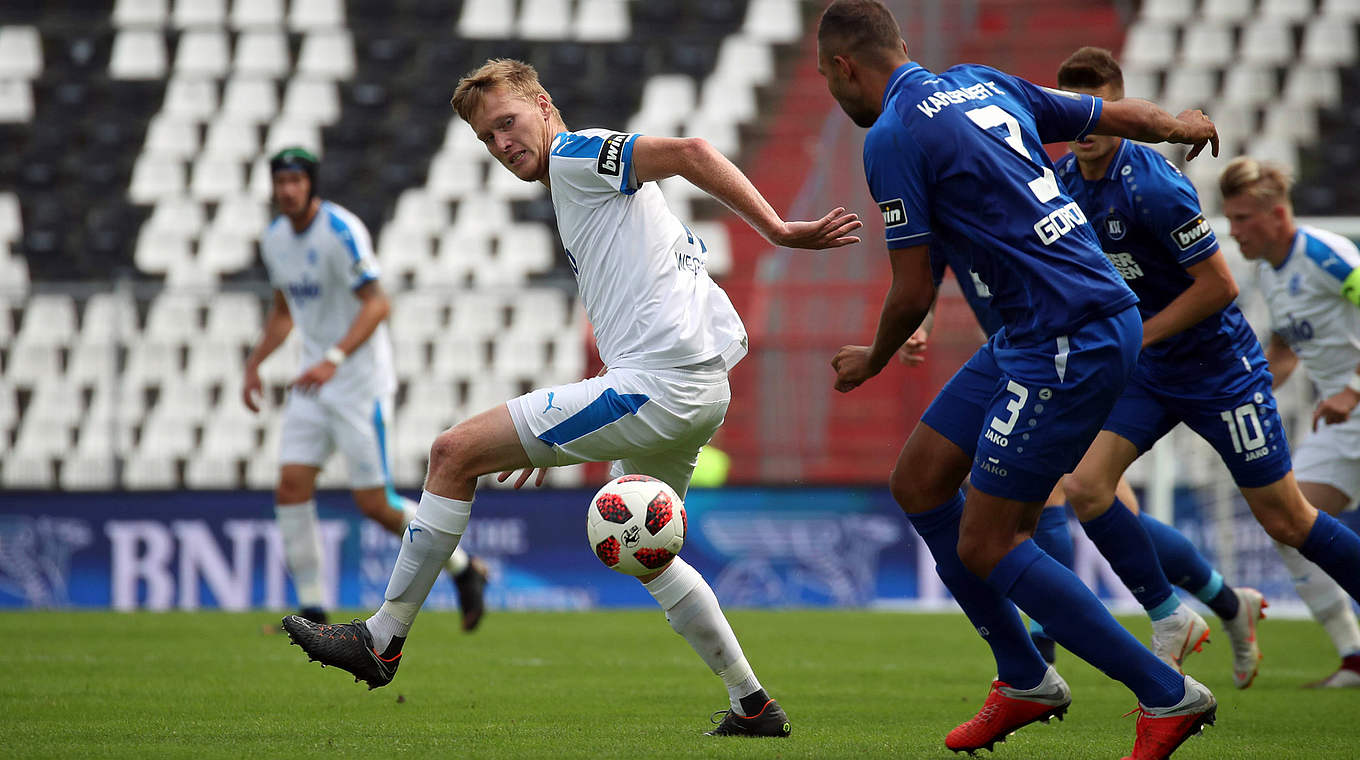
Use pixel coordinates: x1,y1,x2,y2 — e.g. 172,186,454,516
324,346,347,366
1347,373,1360,395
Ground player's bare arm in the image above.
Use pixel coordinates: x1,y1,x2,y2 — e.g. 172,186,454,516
1092,98,1219,160
833,244,935,392
291,281,391,393
896,305,935,367
1139,250,1238,349
243,289,294,412
630,135,862,250
1264,333,1299,390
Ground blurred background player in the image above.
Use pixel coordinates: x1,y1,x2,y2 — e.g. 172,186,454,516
246,147,488,632
1053,47,1270,688
280,60,860,736
1222,156,1360,688
817,2,1221,757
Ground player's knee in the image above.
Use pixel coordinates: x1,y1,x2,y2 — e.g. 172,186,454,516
1255,504,1314,547
955,533,1004,579
354,496,387,521
1062,471,1113,519
888,464,949,514
275,475,313,505
428,429,475,482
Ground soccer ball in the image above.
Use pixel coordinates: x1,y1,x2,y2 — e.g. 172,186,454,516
586,474,686,576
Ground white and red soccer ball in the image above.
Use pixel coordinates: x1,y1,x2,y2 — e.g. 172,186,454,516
586,474,687,576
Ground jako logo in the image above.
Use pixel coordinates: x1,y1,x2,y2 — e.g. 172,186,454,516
879,198,907,228
597,133,626,176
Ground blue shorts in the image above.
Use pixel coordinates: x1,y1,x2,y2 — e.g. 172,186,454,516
1104,346,1293,489
922,306,1141,502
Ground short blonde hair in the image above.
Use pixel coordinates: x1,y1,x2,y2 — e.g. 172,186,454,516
450,58,562,124
1219,156,1293,206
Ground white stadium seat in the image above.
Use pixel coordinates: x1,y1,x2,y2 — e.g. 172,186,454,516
110,29,167,79
198,228,256,273
573,0,630,42
392,189,451,234
713,35,775,88
139,408,198,456
426,154,484,200
281,78,340,125
519,0,571,40
144,115,201,159
190,157,246,200
1322,0,1360,17
1263,104,1318,143
1202,0,1254,22
1121,22,1176,68
1220,65,1275,107
1161,67,1217,112
264,120,321,156
129,155,186,203
0,380,16,432
1302,19,1358,65
219,75,279,125
458,0,515,39
25,380,84,427
0,80,34,123
0,26,44,80
486,158,545,200
0,192,20,243
3,453,55,488
1239,20,1294,66
15,294,77,348
424,230,488,287
163,77,219,120
210,195,270,235
1261,0,1315,20
390,290,449,341
403,377,458,421
156,381,212,422
203,119,261,161
60,453,118,490
134,228,191,274
66,342,120,387
174,30,231,78
1141,0,1195,22
145,292,203,341
199,409,259,458
205,292,264,345
498,224,554,279
743,0,800,44
185,453,242,488
289,0,346,30
80,292,141,346
231,0,285,29
1283,64,1342,107
1180,25,1234,68
391,338,430,376
0,294,13,346
123,340,185,388
449,291,505,337
114,0,169,28
430,334,489,376
123,451,180,489
173,0,227,28
13,415,73,458
449,195,511,239
296,31,354,79
5,343,61,388
376,226,436,282
234,31,290,78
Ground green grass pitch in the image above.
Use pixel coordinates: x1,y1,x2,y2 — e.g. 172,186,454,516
2,609,1356,759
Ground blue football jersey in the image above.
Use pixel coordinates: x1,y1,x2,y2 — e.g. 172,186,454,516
931,247,1006,338
865,62,1136,345
1056,140,1259,377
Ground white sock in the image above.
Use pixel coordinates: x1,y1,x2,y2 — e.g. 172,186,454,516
275,501,325,610
399,495,469,576
1276,541,1360,657
366,491,471,651
644,557,763,715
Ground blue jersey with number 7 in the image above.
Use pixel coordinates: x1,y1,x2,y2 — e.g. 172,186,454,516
865,62,1137,345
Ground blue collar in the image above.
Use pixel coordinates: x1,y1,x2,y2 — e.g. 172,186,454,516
882,62,923,112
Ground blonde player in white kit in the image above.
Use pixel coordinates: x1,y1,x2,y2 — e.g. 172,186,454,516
281,61,860,736
248,148,489,632
1222,157,1360,687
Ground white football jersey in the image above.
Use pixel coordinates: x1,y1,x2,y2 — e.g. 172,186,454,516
1255,224,1360,398
547,129,747,371
259,201,396,404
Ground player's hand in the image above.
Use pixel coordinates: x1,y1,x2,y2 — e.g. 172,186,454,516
896,327,930,367
243,365,264,413
1313,388,1360,430
1174,109,1219,161
770,207,862,250
831,345,882,393
290,360,337,394
497,468,548,488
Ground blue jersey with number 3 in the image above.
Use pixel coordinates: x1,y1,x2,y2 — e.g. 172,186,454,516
865,62,1136,345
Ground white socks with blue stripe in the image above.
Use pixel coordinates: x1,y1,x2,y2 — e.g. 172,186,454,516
644,557,763,715
397,495,470,576
276,500,325,610
367,491,472,652
1276,541,1360,657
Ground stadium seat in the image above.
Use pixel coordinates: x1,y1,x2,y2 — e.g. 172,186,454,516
163,76,219,119
683,113,740,157
110,29,167,79
86,383,147,431
713,35,775,88
392,189,451,234
114,0,169,27
5,343,60,388
2,453,55,488
139,406,199,456
296,30,355,79
495,334,548,377
377,226,436,283
129,155,187,203
281,78,340,125
572,0,630,42
173,0,227,28
458,0,515,39
123,339,185,389
743,0,801,44
245,449,277,488
185,452,242,488
1239,20,1294,66
1162,67,1218,112
13,414,73,458
231,0,284,29
190,157,246,200
426,153,484,200
175,30,231,78
288,0,346,31
0,26,43,80
198,228,255,273
390,290,449,341
0,80,34,122
0,253,29,294
25,380,84,428
66,342,119,387
449,291,505,337
1322,0,1360,17
60,452,117,490
210,195,270,238
404,376,458,421
144,115,201,159
1246,135,1299,172
1180,24,1234,68
234,31,290,78
157,380,212,422
634,75,697,134
1201,0,1255,22
1260,0,1316,20
246,157,273,200
0,380,16,432
1220,64,1275,107
0,193,20,243
145,292,203,341
79,292,141,346
15,293,77,348
1283,63,1341,108
426,230,489,287
0,296,13,347
1140,0,1196,22
1263,104,1318,142
498,224,554,279
203,119,262,160
391,337,430,377
518,0,571,40
134,227,192,274
1301,18,1358,65
122,451,180,489
264,120,322,156
204,291,263,345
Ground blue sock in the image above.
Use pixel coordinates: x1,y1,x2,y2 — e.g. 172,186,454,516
1028,505,1074,642
1138,513,1240,620
1081,498,1178,619
907,491,1048,689
988,540,1186,708
1299,511,1360,603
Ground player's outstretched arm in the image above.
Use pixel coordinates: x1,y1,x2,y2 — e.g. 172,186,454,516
833,245,935,393
630,135,862,250
243,289,294,412
1092,98,1219,160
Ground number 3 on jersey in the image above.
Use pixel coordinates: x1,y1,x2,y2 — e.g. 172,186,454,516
964,105,1060,205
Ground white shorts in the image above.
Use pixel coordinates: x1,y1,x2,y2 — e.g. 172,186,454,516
1292,415,1360,511
279,390,395,490
507,360,730,497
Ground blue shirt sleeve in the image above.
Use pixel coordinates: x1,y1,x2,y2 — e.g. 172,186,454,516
863,122,933,250
1138,157,1218,267
995,69,1103,144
